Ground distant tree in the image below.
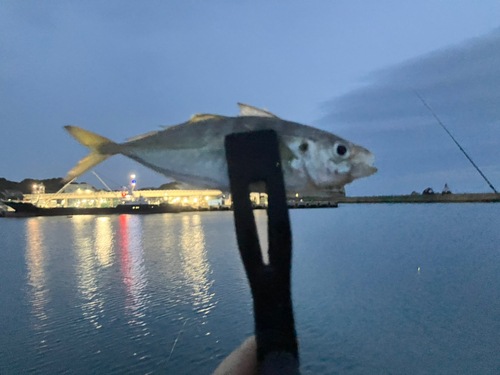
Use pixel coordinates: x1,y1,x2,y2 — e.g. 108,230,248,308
158,182,182,190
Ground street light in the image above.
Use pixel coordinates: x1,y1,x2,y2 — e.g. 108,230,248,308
130,174,137,192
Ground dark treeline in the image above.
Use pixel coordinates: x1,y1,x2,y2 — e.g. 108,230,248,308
0,177,65,195
139,182,181,191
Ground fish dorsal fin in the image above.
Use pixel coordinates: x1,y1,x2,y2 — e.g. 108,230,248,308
189,114,225,123
126,130,159,142
237,103,280,118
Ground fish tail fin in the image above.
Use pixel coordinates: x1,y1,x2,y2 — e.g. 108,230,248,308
63,125,117,182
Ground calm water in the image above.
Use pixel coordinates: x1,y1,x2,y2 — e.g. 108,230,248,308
1,205,499,374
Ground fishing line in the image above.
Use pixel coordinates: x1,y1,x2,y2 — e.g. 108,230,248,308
415,91,498,194
166,318,189,362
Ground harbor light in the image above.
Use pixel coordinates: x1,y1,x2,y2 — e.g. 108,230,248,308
295,193,299,198
130,174,136,179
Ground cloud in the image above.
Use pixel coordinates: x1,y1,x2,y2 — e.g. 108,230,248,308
318,28,500,194
320,28,500,131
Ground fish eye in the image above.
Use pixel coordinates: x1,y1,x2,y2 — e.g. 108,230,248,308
334,142,349,157
299,142,308,152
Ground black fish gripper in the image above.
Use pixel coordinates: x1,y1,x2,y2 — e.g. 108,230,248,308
225,129,299,374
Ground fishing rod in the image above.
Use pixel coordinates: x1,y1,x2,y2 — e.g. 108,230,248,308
415,91,498,194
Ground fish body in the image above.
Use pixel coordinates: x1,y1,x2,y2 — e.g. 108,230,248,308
64,104,376,194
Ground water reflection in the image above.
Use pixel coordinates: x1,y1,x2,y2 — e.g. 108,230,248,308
73,216,104,329
119,215,149,330
180,215,215,317
94,217,113,268
160,214,176,254
25,218,49,328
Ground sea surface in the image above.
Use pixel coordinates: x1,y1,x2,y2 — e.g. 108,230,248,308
0,204,499,374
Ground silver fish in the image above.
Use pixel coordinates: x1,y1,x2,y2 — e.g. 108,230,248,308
63,103,377,194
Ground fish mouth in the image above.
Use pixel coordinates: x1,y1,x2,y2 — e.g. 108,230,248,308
353,164,377,178
314,146,376,191
350,145,377,179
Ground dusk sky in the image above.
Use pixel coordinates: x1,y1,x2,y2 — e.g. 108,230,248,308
1,1,499,195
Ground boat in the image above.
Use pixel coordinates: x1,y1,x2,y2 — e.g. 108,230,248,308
0,200,181,218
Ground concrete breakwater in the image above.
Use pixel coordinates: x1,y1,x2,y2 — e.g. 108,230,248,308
337,193,500,204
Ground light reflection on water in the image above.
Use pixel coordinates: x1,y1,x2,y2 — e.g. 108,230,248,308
25,218,49,329
94,217,113,268
180,214,215,318
73,215,105,329
119,215,150,332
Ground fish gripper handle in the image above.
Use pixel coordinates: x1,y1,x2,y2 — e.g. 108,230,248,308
225,129,299,374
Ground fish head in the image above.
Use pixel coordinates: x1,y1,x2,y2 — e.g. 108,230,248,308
283,133,377,192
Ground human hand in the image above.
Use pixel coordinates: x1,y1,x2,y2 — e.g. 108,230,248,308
212,336,257,375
